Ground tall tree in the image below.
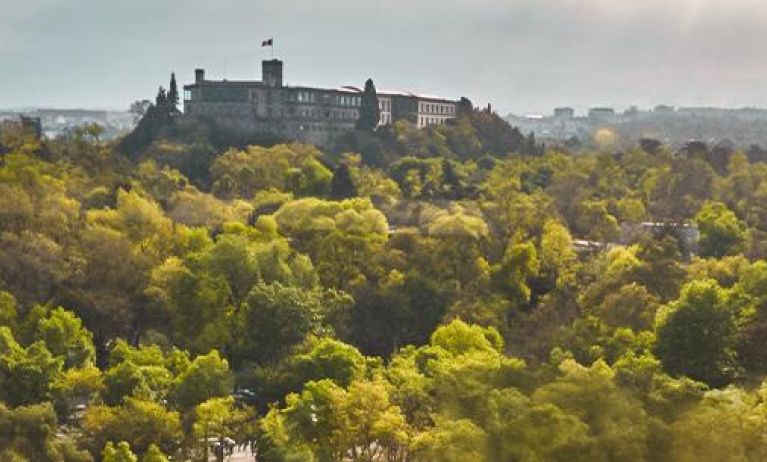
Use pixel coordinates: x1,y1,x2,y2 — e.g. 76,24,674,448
330,164,357,200
155,87,167,108
356,78,380,132
167,73,179,114
456,97,473,116
129,100,152,124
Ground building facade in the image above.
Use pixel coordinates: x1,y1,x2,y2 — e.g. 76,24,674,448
183,60,459,146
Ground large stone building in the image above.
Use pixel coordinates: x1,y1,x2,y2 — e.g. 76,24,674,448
183,59,459,146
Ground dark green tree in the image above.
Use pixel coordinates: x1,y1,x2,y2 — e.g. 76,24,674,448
167,73,180,114
233,282,332,365
456,97,473,116
524,131,544,156
441,158,465,199
654,279,741,386
0,402,91,461
155,87,167,107
330,164,358,200
118,86,175,156
356,78,380,132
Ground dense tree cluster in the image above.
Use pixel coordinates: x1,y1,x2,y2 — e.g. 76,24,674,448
6,106,767,460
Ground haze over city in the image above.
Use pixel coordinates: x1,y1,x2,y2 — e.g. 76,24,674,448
3,0,767,114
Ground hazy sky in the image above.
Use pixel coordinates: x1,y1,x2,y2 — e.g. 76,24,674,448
3,0,767,115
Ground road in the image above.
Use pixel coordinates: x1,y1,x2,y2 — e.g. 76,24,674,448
208,445,256,462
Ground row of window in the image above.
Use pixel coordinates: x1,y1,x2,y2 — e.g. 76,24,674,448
295,91,317,104
188,104,251,117
200,87,249,103
419,102,455,115
287,91,361,107
295,108,357,120
419,116,449,126
189,101,454,128
337,95,360,107
298,123,352,133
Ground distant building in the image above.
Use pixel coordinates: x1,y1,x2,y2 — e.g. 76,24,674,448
508,104,767,148
554,107,575,119
183,59,459,146
588,107,617,124
620,221,700,257
0,109,132,140
653,105,675,114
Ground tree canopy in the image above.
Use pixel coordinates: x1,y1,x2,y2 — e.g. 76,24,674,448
5,102,767,460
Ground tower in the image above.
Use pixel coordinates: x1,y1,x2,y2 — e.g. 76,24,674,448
262,59,283,87
195,68,205,83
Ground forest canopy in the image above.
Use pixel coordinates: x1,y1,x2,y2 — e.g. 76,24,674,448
3,104,767,461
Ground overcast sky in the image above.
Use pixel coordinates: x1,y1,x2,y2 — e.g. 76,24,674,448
2,0,767,115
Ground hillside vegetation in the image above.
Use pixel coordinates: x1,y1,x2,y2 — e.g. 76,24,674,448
3,106,767,461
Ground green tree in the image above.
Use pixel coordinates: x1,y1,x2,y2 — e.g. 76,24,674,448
534,360,649,461
668,387,767,462
211,144,330,199
51,365,104,418
412,419,487,462
102,359,172,405
596,283,658,331
170,349,233,410
356,78,380,132
102,442,138,462
429,319,504,356
695,201,748,258
427,208,490,291
275,377,411,462
0,327,62,406
0,402,91,462
36,307,96,369
192,397,249,462
492,241,540,308
81,398,182,456
140,445,169,462
483,388,591,462
0,231,75,308
0,291,18,332
206,233,259,307
654,279,741,386
147,257,231,354
289,337,366,388
233,282,348,365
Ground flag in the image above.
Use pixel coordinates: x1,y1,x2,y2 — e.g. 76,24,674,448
261,38,273,47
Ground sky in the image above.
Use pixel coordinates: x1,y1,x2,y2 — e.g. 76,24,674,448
2,0,767,115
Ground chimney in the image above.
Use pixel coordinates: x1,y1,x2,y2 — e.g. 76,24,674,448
262,59,283,87
195,68,205,83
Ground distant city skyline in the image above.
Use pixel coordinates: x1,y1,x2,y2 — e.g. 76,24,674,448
3,0,767,114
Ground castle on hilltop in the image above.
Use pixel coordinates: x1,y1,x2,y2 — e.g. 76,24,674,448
182,59,459,146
